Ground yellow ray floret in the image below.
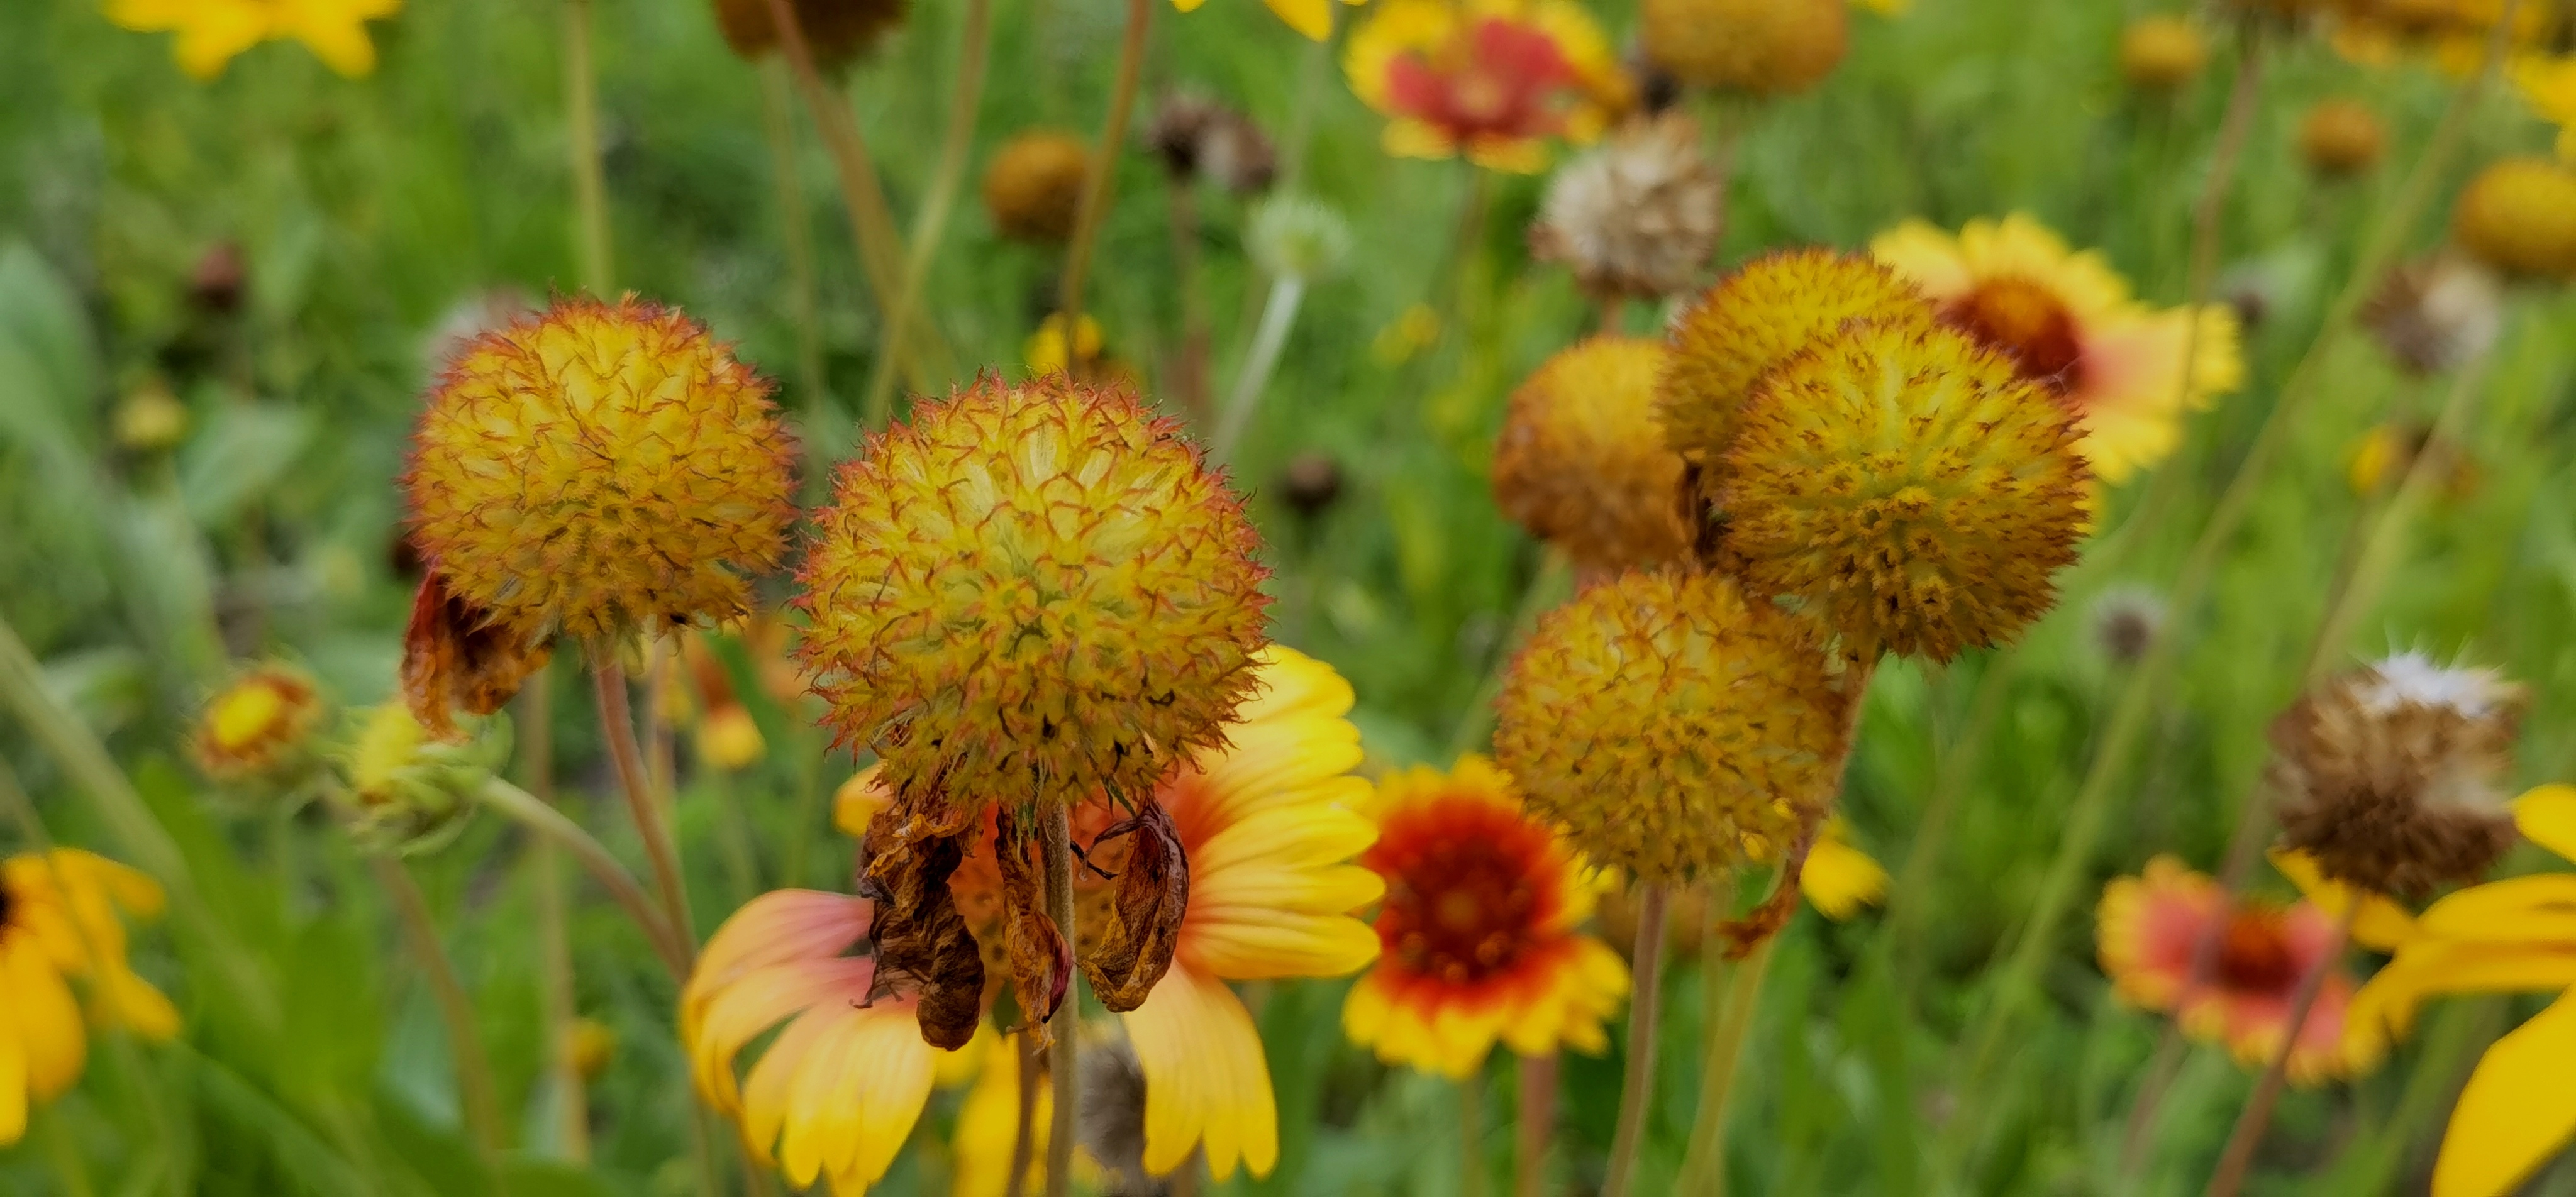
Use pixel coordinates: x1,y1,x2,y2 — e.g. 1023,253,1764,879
106,0,402,80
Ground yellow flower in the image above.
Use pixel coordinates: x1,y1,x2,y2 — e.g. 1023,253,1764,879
948,1029,1114,1196
1494,570,1842,883
1342,757,1629,1078
689,648,1377,1188
2118,15,2209,90
1023,313,1105,378
2300,98,2389,177
1803,817,1887,920
798,373,1271,814
1872,213,2245,483
1491,336,1692,576
1640,0,1848,96
982,133,1092,243
191,663,323,781
104,0,400,80
2347,785,2576,1196
0,850,180,1145
402,294,797,675
1171,0,1363,41
2451,157,2576,280
1716,321,2091,663
2518,55,2576,162
1343,0,1632,174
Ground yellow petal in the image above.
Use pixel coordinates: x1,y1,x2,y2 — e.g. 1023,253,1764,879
2270,848,2418,952
1123,963,1277,1180
1804,835,1888,922
1183,910,1380,980
1171,0,1209,11
2433,990,2576,1197
0,1013,23,1148
2515,785,2576,865
2418,876,2576,945
6,947,86,1102
2350,942,2576,1037
1263,0,1333,38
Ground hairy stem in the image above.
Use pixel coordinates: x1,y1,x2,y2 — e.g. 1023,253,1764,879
1600,885,1669,1197
589,655,696,951
479,776,692,978
758,61,834,484
519,670,590,1161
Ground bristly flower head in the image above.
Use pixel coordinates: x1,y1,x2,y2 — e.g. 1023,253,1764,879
2299,97,2387,177
1639,0,1849,96
1493,570,1841,883
404,295,797,648
1656,250,1935,480
1529,113,1725,301
2450,157,2576,281
1716,321,2091,663
2118,16,2209,91
983,132,1094,243
799,374,1272,812
1343,0,1633,174
2270,651,2528,896
1491,336,1692,575
191,663,325,782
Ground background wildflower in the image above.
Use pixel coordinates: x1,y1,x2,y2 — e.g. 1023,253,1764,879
1491,336,1691,575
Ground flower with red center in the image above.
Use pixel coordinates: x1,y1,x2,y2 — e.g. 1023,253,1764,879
1342,757,1628,1078
1872,213,2243,484
1344,0,1631,174
2096,855,2385,1083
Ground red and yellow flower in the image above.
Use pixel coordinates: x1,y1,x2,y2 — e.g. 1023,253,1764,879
1871,214,2243,485
1343,0,1631,174
1342,756,1628,1078
2096,855,2385,1084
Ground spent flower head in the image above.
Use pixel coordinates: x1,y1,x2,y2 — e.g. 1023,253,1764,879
1528,113,1724,301
1248,196,1355,281
331,703,509,856
1491,336,1692,575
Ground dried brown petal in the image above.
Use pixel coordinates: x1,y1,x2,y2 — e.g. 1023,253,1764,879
994,810,1074,1042
400,574,551,740
1079,802,1191,1012
860,790,985,1049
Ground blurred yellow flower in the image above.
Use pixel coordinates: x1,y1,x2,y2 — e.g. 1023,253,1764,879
1172,0,1365,41
2518,56,2576,162
0,850,180,1146
2348,786,2576,1197
1023,312,1104,378
105,0,401,80
1872,213,2243,484
1803,819,1888,920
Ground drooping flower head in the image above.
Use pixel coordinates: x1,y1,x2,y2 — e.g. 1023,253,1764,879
2269,652,2527,897
1341,756,1628,1078
0,849,180,1145
1872,214,2245,483
1344,0,1632,174
401,295,797,731
2097,856,2385,1084
1716,321,2092,663
1655,250,1936,488
983,132,1094,243
1528,113,1725,301
709,0,908,67
104,0,401,80
1495,570,1842,883
1491,336,1692,576
2450,157,2576,280
1639,0,1849,96
799,373,1271,814
191,663,324,782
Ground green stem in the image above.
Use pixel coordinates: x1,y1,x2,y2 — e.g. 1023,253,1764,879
1209,275,1306,463
1675,934,1777,1196
1883,653,2016,978
1460,1066,1487,1197
862,0,994,433
1599,885,1669,1197
1041,806,1079,1197
591,654,696,949
370,856,504,1164
1513,1052,1557,1197
519,668,590,1162
758,60,834,484
477,776,692,978
564,0,613,294
1054,0,1152,368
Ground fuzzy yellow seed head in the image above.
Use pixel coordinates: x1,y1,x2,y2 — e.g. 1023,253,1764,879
1658,250,1935,473
404,296,798,649
2118,16,2208,90
1491,337,1691,575
2299,99,2387,177
799,375,1272,812
982,132,1093,244
1494,571,1840,883
1717,321,2090,663
2451,157,2576,280
1640,0,1848,96
192,663,323,780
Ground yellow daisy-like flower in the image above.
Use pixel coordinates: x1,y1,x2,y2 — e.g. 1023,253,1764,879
1494,570,1842,883
1491,336,1691,576
1341,756,1628,1078
1803,817,1889,920
2346,785,2576,1196
688,648,1377,1188
401,295,798,727
1717,321,2091,663
2517,55,2576,162
1871,213,2244,484
1343,0,1632,174
1172,0,1363,41
0,850,180,1145
104,0,401,80
190,663,324,781
798,373,1270,814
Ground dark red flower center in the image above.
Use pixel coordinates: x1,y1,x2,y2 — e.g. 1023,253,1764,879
1365,797,1559,986
2214,907,2300,991
1945,275,2087,399
1382,18,1580,146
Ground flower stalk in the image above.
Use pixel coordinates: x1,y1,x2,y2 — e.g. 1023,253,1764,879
372,855,504,1163
2204,899,2362,1197
589,655,696,951
1599,884,1668,1197
1055,0,1153,373
861,0,994,433
477,776,693,978
1041,805,1080,1197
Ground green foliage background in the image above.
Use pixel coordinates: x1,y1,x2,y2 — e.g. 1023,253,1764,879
1,0,2575,1192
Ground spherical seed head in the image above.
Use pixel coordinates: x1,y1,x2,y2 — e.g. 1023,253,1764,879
1640,0,1848,96
799,374,1273,811
1657,250,1936,468
2451,157,2576,280
1716,321,2091,663
1491,336,1691,574
1494,570,1840,883
2299,99,2387,176
2119,16,2209,90
1528,113,1724,301
404,297,797,648
982,132,1092,243
710,0,908,67
2270,653,2527,896
192,663,325,781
